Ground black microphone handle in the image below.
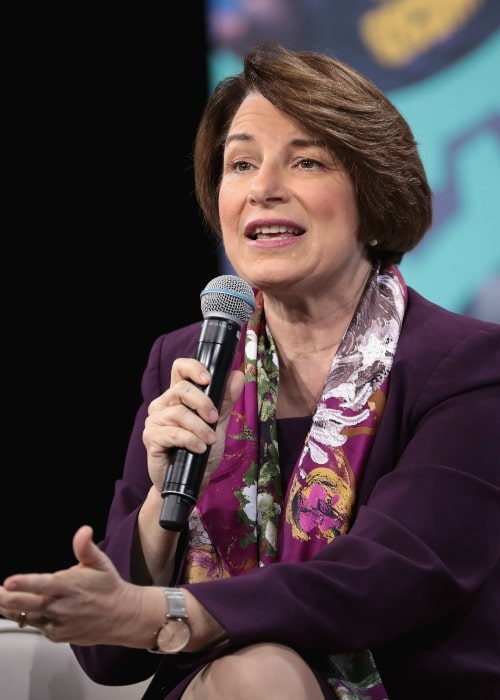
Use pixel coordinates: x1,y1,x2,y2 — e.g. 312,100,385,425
159,316,242,531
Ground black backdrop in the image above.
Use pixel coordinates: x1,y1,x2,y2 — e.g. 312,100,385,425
5,7,218,582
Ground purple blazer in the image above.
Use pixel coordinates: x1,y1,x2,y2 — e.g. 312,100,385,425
72,289,500,700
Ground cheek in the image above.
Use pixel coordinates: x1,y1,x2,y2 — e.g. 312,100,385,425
338,179,359,224
323,182,359,233
218,183,243,232
217,186,230,223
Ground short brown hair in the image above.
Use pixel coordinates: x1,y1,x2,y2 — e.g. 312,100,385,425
194,43,432,265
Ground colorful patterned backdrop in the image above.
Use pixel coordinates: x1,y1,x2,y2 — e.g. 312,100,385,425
206,0,500,323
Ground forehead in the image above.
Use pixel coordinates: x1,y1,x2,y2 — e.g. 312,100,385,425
227,93,308,138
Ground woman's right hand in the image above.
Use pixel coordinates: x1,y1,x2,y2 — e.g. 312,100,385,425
143,357,244,495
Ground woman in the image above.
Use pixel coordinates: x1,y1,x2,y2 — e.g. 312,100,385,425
1,44,499,700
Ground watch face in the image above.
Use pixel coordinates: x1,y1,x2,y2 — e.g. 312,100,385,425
157,618,191,653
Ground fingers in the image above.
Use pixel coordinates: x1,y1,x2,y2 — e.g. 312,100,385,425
1,526,111,609
145,402,217,457
149,358,218,426
145,359,219,456
0,579,56,631
160,358,244,428
144,360,245,494
0,527,132,646
71,524,107,568
3,572,57,596
170,357,212,388
17,610,28,627
14,610,53,635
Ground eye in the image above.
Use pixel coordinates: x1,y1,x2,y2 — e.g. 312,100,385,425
230,159,253,172
297,158,322,170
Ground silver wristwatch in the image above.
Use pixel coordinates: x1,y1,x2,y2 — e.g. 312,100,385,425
149,587,191,654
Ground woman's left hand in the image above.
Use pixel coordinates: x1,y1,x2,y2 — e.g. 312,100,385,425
0,524,164,648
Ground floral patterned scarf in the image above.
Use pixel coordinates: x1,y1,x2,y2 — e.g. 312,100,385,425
182,264,407,699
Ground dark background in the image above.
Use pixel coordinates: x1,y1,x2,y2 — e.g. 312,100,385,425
7,6,498,584
5,7,218,581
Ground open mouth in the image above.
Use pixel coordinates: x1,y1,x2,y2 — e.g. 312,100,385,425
248,225,304,240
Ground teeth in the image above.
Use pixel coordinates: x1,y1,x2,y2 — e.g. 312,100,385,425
254,225,301,235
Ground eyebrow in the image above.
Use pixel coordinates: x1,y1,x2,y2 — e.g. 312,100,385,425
225,133,324,149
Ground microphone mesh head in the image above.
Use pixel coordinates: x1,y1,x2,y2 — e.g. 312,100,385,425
200,275,256,326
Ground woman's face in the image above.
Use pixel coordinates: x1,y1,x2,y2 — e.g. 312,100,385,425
218,93,370,298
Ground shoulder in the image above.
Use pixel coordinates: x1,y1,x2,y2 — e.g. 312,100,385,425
394,288,499,395
140,321,204,397
401,288,499,357
151,321,204,360
405,287,498,334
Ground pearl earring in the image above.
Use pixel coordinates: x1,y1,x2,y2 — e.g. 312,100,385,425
369,239,378,247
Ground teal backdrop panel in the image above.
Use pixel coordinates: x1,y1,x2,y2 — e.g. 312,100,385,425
206,0,500,323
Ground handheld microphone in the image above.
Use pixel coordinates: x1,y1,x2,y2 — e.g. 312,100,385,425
159,275,256,531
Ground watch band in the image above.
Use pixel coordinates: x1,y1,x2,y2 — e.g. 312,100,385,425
162,587,186,618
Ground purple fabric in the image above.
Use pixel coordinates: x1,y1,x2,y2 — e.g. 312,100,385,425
71,288,500,700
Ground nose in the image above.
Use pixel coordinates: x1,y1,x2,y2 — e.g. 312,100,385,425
248,162,287,205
